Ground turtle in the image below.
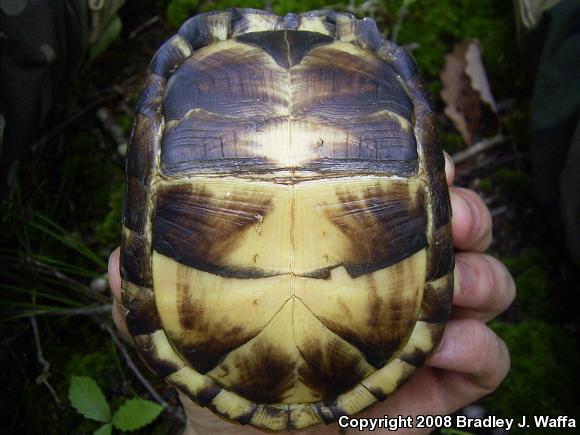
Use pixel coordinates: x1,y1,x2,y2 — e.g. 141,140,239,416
120,8,454,432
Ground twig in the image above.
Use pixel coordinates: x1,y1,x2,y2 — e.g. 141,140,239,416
27,258,109,303
31,92,119,150
29,316,62,404
402,42,420,51
490,205,509,218
30,316,50,374
129,16,161,40
96,107,128,150
105,325,186,423
452,134,506,165
28,304,112,317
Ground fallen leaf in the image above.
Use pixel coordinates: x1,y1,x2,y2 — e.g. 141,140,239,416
440,40,499,145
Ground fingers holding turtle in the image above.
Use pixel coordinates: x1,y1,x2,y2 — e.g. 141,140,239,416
445,160,514,322
452,253,516,322
427,319,511,396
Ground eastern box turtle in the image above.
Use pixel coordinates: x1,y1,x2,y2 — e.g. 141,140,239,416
121,8,454,432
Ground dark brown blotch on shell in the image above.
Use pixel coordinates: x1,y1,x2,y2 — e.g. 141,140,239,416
237,30,333,68
398,322,446,368
325,181,427,277
233,403,259,425
166,264,261,373
120,230,152,287
313,271,417,369
194,383,223,407
293,44,414,122
151,183,273,276
298,336,369,398
366,386,387,401
314,400,348,424
171,320,251,375
222,342,296,404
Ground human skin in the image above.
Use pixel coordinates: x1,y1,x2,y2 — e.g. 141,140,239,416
108,153,516,434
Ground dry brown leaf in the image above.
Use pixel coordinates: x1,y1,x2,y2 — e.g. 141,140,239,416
440,40,499,145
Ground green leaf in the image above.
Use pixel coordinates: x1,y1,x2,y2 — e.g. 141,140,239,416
90,15,122,61
94,423,112,435
68,375,111,422
112,398,163,431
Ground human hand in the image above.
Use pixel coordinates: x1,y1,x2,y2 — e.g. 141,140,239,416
108,152,515,434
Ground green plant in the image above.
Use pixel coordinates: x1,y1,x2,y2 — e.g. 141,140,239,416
501,247,553,320
167,0,200,28
493,168,533,197
95,184,124,251
488,320,580,432
90,15,123,61
69,375,163,434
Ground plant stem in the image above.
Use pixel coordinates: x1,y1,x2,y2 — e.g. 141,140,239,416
105,325,186,423
25,304,113,317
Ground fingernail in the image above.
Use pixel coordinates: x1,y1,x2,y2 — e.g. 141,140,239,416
444,152,455,184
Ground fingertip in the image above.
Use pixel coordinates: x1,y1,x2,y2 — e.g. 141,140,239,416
444,151,455,186
451,188,493,252
450,189,473,247
427,319,511,392
108,247,122,300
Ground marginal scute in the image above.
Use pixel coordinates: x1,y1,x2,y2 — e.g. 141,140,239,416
427,224,454,280
297,10,337,35
150,35,193,78
398,321,443,367
135,73,166,118
230,8,283,36
126,113,160,183
335,14,381,50
134,331,185,377
288,404,322,430
178,11,232,49
251,405,289,432
376,41,418,81
121,282,161,336
420,271,454,323
122,176,147,233
120,228,152,287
